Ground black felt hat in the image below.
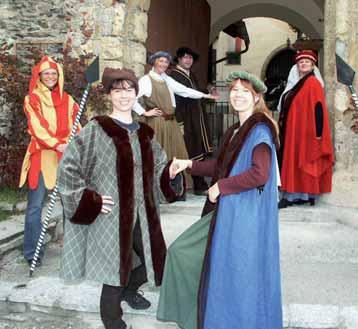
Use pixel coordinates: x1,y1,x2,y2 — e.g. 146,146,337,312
175,47,199,62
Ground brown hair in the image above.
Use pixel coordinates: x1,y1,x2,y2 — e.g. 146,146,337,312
229,78,279,133
110,79,138,94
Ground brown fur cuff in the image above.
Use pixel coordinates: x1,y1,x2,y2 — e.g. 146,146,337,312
160,161,186,202
70,189,102,225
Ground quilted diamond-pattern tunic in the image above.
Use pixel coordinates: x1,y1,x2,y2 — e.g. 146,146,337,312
58,117,176,287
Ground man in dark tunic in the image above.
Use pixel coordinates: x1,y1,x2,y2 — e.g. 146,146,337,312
170,47,213,195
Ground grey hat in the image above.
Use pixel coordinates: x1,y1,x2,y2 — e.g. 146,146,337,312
148,51,172,65
226,71,267,93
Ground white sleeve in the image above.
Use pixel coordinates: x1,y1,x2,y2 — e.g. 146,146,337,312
133,101,145,115
166,76,205,99
134,76,153,115
137,75,152,99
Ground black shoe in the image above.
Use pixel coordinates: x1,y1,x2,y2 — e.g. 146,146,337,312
27,258,42,267
122,290,151,310
176,194,186,201
102,318,128,329
193,189,208,196
278,198,293,209
293,198,315,206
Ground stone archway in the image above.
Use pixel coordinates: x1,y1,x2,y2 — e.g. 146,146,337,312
261,45,296,111
261,44,295,80
207,0,324,42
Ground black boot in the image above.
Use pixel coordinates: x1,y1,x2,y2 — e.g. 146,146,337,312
122,289,151,310
193,175,209,196
293,198,315,206
278,198,293,209
293,199,306,205
170,173,186,201
100,284,127,329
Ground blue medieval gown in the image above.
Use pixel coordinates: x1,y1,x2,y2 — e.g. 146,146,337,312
157,113,283,329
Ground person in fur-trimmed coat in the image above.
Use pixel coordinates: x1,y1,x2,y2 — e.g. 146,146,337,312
57,68,184,329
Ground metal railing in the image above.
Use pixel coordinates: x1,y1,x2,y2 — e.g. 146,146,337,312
203,81,237,151
203,100,236,151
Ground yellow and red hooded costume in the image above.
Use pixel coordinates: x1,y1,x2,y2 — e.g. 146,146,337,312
19,56,79,190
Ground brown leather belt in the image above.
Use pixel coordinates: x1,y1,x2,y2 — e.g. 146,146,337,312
162,113,175,121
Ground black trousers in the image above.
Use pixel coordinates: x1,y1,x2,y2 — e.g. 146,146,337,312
192,175,208,192
100,219,147,329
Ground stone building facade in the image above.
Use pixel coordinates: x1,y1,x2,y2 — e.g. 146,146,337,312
0,0,149,73
0,0,150,137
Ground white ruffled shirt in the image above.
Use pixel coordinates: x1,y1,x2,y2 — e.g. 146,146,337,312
133,70,205,115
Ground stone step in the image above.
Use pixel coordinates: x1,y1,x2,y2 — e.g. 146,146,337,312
1,195,357,259
0,200,64,256
1,194,358,328
0,277,357,329
279,202,358,227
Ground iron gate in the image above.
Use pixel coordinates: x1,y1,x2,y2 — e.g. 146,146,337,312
203,81,237,151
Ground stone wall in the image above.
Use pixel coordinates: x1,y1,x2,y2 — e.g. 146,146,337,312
66,0,150,77
0,0,150,137
0,0,68,45
334,0,358,170
0,0,150,74
0,0,150,188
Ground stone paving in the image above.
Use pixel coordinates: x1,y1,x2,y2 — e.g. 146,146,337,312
0,194,358,328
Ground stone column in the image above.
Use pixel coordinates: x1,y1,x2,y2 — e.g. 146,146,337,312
323,0,358,207
323,0,336,133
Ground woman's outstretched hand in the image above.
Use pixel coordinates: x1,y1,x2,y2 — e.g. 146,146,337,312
169,157,192,179
143,108,163,117
101,195,114,214
205,93,220,101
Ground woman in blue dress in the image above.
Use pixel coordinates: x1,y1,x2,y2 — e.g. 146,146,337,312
159,71,283,329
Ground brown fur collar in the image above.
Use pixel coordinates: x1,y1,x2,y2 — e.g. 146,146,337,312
215,112,279,182
94,115,166,286
201,112,279,217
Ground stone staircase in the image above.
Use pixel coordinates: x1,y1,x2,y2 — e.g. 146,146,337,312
0,194,358,329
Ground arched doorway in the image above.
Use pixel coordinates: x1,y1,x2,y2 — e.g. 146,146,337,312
207,0,324,42
264,47,296,111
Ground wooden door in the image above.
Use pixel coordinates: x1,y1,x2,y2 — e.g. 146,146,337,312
146,0,210,88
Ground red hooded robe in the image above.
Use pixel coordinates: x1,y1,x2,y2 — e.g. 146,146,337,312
279,72,334,194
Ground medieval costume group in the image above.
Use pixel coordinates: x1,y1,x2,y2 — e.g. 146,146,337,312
19,48,334,329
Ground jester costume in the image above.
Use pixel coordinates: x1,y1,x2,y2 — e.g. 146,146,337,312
19,56,79,262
